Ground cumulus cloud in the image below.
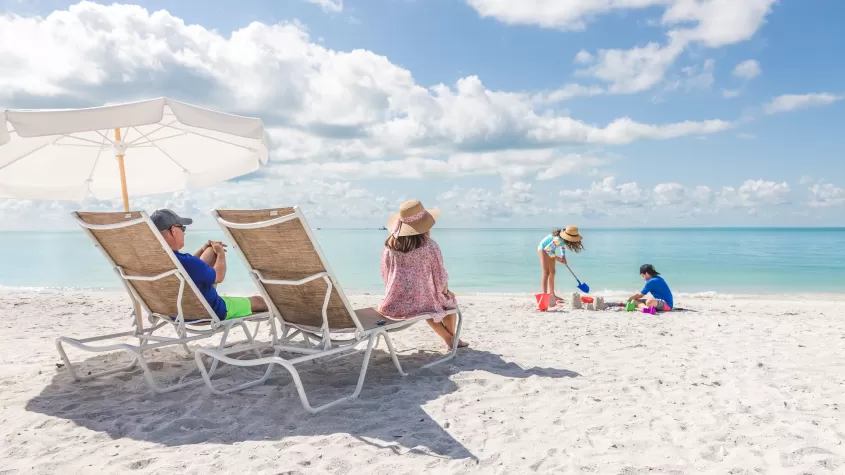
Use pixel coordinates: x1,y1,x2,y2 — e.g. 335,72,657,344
808,183,845,208
717,179,791,208
304,0,343,13
557,176,792,218
733,59,761,80
436,181,550,221
0,1,735,182
469,0,777,94
763,93,844,115
666,59,715,92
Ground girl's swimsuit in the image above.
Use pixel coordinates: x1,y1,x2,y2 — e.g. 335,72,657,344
538,234,566,259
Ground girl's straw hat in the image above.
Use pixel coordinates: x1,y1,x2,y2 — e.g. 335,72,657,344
387,200,440,237
560,225,582,242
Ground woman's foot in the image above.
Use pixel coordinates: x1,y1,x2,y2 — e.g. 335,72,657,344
445,339,469,349
446,340,469,350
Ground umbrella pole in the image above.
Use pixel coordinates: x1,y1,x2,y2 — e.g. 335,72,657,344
114,128,142,329
114,128,130,212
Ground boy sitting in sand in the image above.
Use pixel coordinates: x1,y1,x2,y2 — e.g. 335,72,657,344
627,264,674,313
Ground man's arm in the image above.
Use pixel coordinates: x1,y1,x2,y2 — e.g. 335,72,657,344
194,241,210,258
212,241,227,284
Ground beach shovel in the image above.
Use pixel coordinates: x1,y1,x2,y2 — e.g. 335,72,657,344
534,293,551,311
564,264,590,293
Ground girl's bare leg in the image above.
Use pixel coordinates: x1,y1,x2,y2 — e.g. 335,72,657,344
539,250,551,294
548,258,557,306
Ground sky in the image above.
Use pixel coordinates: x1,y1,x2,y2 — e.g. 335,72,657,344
1,0,844,229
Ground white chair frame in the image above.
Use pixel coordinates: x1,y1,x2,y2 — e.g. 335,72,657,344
55,211,276,393
194,207,462,413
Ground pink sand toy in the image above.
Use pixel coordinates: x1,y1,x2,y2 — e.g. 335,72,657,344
642,306,656,315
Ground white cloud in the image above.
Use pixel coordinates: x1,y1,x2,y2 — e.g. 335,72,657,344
465,0,667,31
733,59,761,80
0,1,737,189
436,181,550,221
722,89,741,98
808,183,845,208
496,0,779,94
557,176,792,217
0,175,396,229
666,59,714,91
717,179,791,208
574,49,594,64
764,93,845,115
578,39,686,94
304,0,343,13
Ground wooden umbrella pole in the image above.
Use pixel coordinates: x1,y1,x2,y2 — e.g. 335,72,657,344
114,128,130,212
114,128,142,329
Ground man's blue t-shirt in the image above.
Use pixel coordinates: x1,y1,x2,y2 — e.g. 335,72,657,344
641,275,674,309
175,251,226,318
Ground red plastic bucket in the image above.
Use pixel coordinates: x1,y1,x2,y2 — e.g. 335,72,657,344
580,296,594,304
535,293,551,311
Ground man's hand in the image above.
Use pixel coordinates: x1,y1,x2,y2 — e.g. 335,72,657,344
211,241,227,255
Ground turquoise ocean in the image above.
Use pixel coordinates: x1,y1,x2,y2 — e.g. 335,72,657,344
1,228,843,295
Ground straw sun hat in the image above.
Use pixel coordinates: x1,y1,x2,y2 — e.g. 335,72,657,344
387,200,440,237
559,225,583,242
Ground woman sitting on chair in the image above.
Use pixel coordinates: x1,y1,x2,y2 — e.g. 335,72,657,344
379,200,468,350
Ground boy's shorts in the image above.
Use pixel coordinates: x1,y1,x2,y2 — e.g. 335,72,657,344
655,299,672,312
221,296,253,320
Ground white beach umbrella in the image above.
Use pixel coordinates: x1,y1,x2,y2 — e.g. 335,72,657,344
0,97,269,211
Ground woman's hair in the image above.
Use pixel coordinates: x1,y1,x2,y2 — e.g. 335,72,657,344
385,233,428,253
640,264,659,276
552,228,584,253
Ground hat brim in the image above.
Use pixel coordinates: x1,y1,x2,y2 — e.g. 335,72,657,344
179,217,193,226
386,209,439,237
560,231,582,242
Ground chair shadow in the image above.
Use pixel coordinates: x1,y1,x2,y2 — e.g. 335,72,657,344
26,345,579,460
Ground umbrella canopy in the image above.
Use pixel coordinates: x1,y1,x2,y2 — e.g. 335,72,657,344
0,98,269,209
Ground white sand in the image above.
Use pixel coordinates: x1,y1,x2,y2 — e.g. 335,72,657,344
1,289,844,474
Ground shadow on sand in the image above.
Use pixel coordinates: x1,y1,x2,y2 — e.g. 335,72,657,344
26,345,579,460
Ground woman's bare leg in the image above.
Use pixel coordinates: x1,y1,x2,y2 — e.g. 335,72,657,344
426,319,454,345
442,313,468,347
427,316,468,349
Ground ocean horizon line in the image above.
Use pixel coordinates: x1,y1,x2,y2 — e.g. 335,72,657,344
1,226,844,233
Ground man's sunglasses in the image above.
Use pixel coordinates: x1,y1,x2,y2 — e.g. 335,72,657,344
171,224,187,233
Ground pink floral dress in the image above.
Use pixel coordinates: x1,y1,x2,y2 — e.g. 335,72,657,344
378,239,458,322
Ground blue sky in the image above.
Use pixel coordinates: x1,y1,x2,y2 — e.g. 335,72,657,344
1,0,843,229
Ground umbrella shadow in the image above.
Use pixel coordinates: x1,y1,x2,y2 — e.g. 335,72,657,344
26,345,579,460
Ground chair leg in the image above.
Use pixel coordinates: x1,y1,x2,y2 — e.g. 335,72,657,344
378,332,408,377
194,334,380,414
55,337,139,382
422,308,463,369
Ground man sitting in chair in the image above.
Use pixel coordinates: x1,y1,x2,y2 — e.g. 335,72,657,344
151,209,268,320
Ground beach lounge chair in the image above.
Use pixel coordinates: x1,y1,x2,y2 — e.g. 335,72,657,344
193,207,462,413
55,211,274,393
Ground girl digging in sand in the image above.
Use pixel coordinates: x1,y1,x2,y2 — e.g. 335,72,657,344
537,226,584,308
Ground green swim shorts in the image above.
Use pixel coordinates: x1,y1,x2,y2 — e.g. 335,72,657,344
221,296,252,320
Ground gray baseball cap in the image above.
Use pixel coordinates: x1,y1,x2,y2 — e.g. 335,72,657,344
150,209,193,231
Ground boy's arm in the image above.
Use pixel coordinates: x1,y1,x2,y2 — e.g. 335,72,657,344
627,292,644,302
